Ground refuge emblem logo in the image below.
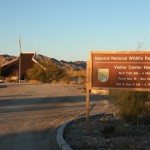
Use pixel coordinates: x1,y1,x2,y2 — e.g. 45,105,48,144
98,69,109,82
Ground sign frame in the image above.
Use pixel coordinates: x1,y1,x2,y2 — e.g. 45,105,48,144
90,51,150,91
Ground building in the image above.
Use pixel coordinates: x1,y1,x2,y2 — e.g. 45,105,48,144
1,52,42,80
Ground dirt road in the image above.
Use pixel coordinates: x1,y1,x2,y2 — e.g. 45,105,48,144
0,83,109,150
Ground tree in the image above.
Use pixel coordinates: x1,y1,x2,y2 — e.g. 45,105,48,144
27,61,66,83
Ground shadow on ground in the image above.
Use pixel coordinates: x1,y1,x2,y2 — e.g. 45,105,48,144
0,127,59,150
0,95,106,114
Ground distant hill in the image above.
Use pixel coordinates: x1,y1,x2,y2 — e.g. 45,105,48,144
0,54,86,71
0,54,17,66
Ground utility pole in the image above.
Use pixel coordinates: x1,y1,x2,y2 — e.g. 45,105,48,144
19,35,21,83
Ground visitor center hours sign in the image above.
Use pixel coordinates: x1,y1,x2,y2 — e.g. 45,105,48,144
91,51,150,90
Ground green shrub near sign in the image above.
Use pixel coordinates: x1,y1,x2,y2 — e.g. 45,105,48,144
110,90,150,124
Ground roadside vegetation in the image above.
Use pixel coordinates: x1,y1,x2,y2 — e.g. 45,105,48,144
0,60,86,85
27,61,66,83
66,70,86,85
110,90,150,124
27,61,86,85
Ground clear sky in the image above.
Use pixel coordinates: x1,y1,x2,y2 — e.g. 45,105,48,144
0,0,150,61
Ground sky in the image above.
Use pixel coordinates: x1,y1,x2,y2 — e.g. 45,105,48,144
0,0,150,61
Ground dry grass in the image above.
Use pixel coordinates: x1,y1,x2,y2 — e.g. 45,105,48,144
67,70,85,77
27,80,42,84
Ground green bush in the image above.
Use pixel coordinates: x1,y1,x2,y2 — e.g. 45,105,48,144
27,61,66,83
26,64,44,82
110,90,150,123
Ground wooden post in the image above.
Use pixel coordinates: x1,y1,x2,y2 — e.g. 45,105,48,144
86,61,90,132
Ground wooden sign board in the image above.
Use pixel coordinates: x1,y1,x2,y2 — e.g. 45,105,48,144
90,51,150,91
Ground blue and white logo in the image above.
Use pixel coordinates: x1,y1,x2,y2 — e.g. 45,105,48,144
98,69,109,82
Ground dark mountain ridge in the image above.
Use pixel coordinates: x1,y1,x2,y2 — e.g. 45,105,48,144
0,54,86,71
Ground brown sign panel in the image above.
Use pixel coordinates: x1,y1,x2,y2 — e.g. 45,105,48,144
91,51,150,90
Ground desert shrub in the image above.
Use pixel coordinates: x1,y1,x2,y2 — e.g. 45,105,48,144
110,90,150,123
45,62,66,82
60,75,73,84
69,80,77,85
78,75,86,85
67,70,86,77
26,64,45,82
27,61,66,83
66,70,86,85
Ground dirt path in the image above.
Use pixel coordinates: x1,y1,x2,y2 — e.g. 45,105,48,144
0,83,109,150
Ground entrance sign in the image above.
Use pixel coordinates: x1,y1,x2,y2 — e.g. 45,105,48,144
86,51,150,132
91,51,150,91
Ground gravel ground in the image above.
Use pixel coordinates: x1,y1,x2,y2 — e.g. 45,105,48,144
64,113,150,150
0,83,108,150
